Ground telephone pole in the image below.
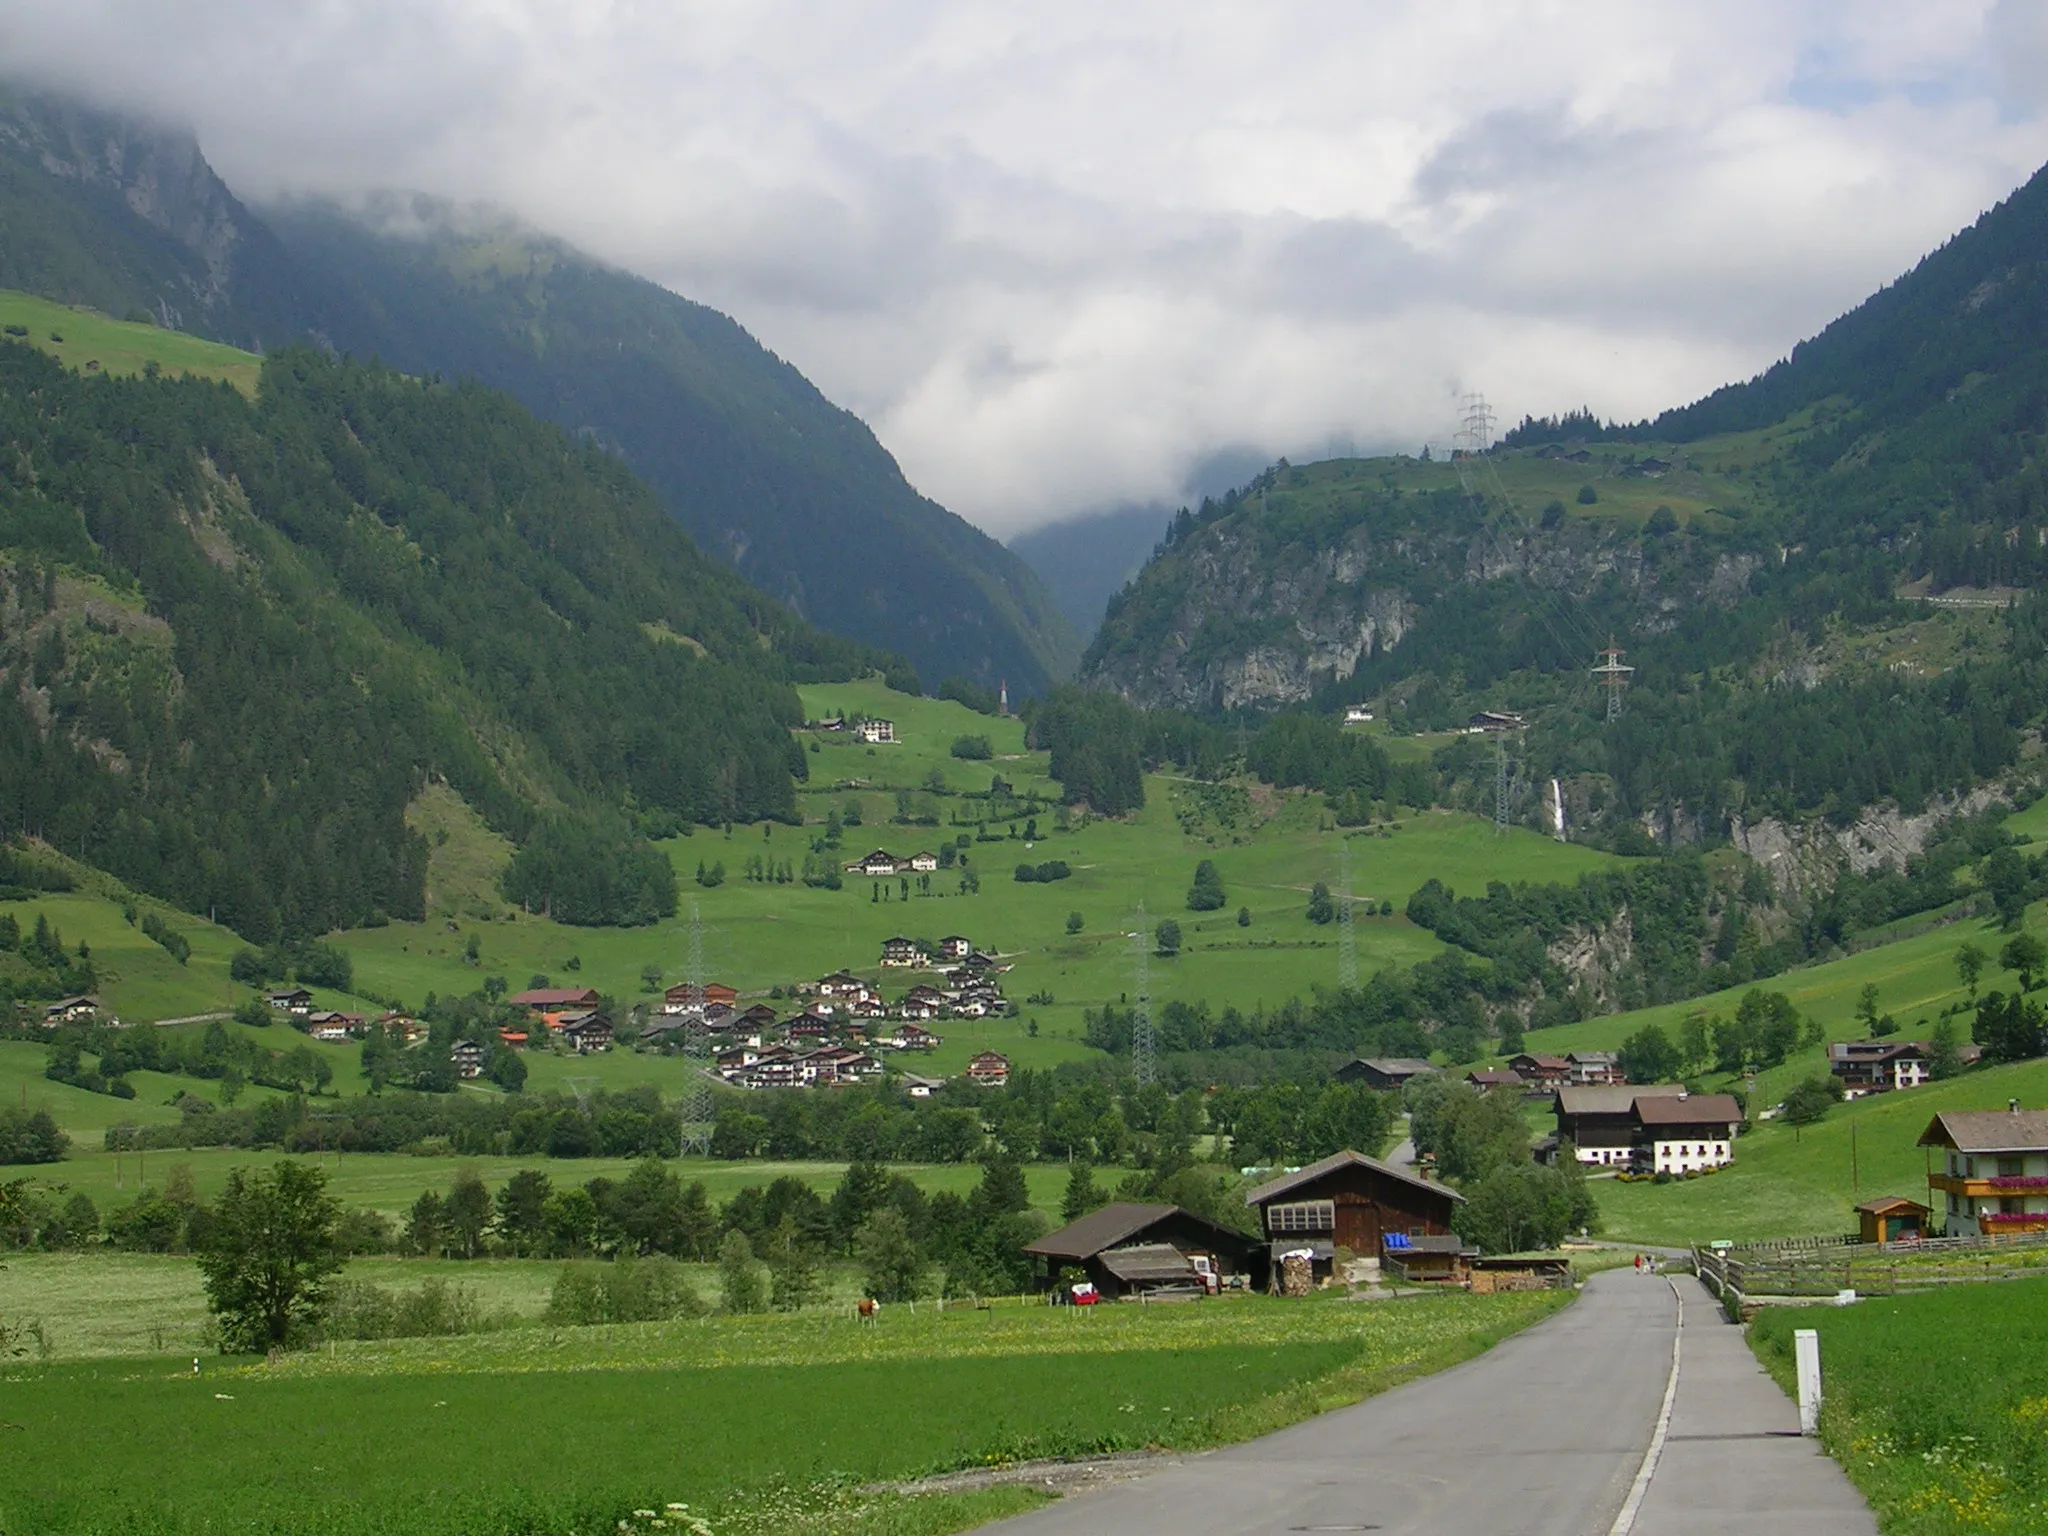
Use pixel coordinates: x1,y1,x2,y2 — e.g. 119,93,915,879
1131,904,1155,1088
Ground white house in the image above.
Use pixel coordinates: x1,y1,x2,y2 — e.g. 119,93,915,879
1921,1104,2048,1238
855,719,897,744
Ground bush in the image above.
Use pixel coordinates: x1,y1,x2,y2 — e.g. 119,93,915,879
1014,860,1071,883
1576,484,1598,505
1155,918,1183,957
1540,499,1566,529
546,1256,706,1325
950,735,993,760
1645,505,1679,537
1186,859,1226,911
323,1278,498,1340
1306,881,1335,924
0,1107,70,1164
1065,911,1084,935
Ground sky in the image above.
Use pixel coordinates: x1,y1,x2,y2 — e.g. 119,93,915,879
7,1,2048,537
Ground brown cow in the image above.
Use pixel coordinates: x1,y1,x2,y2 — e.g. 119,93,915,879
856,1297,879,1326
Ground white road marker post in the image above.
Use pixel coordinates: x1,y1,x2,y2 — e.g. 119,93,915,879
1794,1328,1822,1436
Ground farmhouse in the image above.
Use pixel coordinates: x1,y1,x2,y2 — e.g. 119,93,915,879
1828,1039,1978,1094
1245,1149,1464,1288
1567,1051,1623,1086
1024,1203,1263,1298
561,1017,613,1055
510,986,602,1011
1506,1053,1571,1090
1632,1092,1742,1174
908,851,940,872
849,850,903,877
1854,1196,1931,1245
815,971,869,1001
1467,1068,1527,1093
1343,705,1375,724
1553,1083,1687,1167
854,719,896,744
303,1012,363,1042
660,981,738,1014
265,988,314,1015
1469,710,1526,733
900,1072,945,1098
879,934,927,966
42,995,102,1023
938,935,974,961
1334,1057,1438,1092
1920,1104,2048,1237
450,1040,485,1079
891,1022,941,1050
966,1050,1010,1086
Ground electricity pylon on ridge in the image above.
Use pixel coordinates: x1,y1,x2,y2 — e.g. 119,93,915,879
1593,638,1635,722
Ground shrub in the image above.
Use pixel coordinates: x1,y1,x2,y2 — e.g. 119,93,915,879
1155,918,1183,957
1186,859,1226,911
0,1107,70,1164
1645,504,1678,537
1576,484,1598,505
547,1256,706,1325
1540,499,1566,529
950,734,994,760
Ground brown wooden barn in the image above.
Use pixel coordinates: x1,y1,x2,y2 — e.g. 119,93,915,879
1244,1150,1464,1287
1023,1203,1264,1298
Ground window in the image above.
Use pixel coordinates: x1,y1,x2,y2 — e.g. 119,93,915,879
1998,1157,2025,1178
1267,1200,1335,1234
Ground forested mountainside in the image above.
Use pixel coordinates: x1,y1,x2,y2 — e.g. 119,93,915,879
0,342,883,940
1007,504,1169,641
1081,153,2048,847
0,88,1077,693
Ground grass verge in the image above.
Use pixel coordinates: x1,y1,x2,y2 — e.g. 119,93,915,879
1750,1279,2048,1533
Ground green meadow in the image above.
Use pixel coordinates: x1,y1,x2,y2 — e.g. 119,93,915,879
0,288,261,395
0,1283,1568,1536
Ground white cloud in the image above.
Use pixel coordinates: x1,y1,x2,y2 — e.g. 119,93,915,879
4,0,2043,533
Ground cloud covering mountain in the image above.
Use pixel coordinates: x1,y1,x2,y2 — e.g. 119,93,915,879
7,0,2047,533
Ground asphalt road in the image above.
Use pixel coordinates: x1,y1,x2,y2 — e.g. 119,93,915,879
973,1270,1873,1536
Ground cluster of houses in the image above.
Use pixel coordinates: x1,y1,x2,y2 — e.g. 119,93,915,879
847,850,940,877
1024,1147,1568,1300
813,716,896,744
1827,1037,1984,1097
642,937,1013,1092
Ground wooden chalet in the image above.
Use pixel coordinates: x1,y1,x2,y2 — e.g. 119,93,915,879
1567,1051,1623,1086
938,935,974,961
966,1050,1010,1086
851,851,905,878
1506,1053,1572,1090
891,1022,941,1050
1024,1202,1263,1297
660,981,738,1014
899,1072,946,1098
450,1039,486,1079
264,988,314,1015
1920,1105,2048,1237
561,1017,613,1054
1334,1057,1437,1092
1467,1068,1527,1093
908,851,940,872
879,934,927,965
1244,1149,1464,1287
510,986,602,1011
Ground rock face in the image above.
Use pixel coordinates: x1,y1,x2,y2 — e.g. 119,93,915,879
1730,785,2011,901
1083,494,1758,712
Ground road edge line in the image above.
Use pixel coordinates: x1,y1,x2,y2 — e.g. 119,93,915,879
1607,1276,1684,1536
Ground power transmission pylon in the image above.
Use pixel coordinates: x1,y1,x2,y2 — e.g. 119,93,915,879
1593,638,1635,722
677,901,714,1155
1337,839,1357,990
1131,903,1155,1088
1495,733,1510,835
1455,391,1496,460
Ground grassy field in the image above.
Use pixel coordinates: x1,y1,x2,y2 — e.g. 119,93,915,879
4,1145,1128,1233
1751,1279,2048,1535
335,681,1623,1077
1592,1057,2048,1246
0,1283,1568,1536
0,288,261,395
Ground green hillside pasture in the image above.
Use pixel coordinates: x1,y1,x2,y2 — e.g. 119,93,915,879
337,739,1621,1079
795,680,1058,800
1593,1057,2048,1246
0,1288,1566,1536
1518,904,2040,1114
0,289,260,395
9,1149,1132,1232
1751,1279,2048,1535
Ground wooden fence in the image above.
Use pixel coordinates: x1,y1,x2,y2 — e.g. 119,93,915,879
1695,1228,2048,1315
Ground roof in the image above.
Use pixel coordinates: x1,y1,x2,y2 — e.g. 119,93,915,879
1355,1056,1435,1075
1633,1093,1743,1126
509,987,600,1007
1557,1083,1687,1116
1244,1149,1465,1208
1511,1054,1570,1070
1468,1069,1527,1086
1024,1203,1179,1259
1918,1108,2048,1154
1096,1244,1201,1285
1393,1234,1476,1255
1829,1040,1924,1063
1855,1196,1930,1215
1568,1052,1617,1065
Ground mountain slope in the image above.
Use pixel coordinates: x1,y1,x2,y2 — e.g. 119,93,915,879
1008,504,1169,642
0,88,1078,693
0,336,882,939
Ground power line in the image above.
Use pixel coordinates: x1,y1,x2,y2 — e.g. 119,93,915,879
1131,904,1155,1088
677,901,714,1156
1337,839,1357,990
1593,637,1635,722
